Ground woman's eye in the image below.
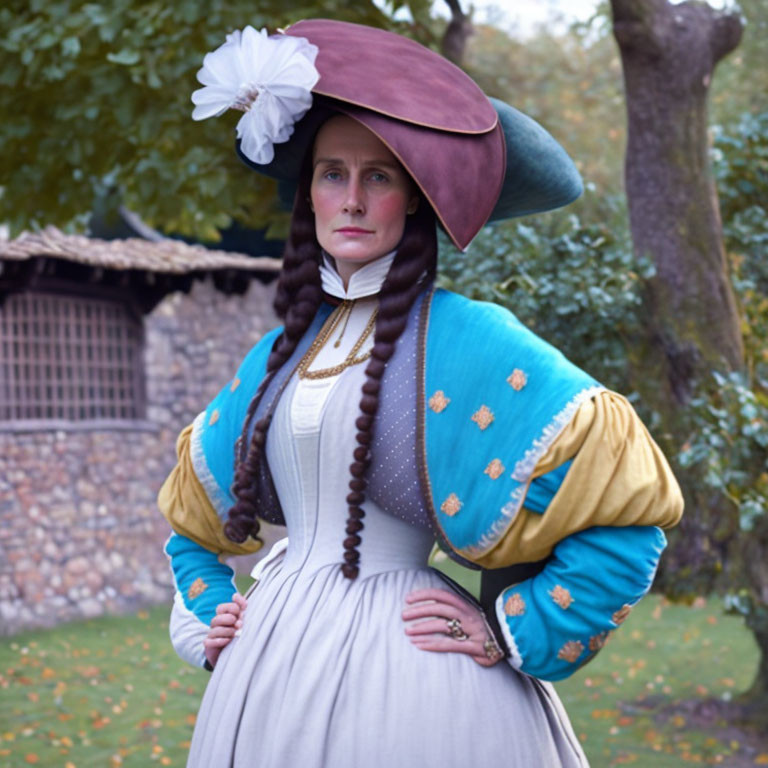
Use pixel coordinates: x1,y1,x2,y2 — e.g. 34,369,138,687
369,172,388,183
323,170,342,181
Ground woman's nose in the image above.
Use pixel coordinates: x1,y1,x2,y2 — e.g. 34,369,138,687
342,177,365,214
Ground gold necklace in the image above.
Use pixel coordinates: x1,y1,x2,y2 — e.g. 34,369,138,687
334,302,354,348
297,301,379,380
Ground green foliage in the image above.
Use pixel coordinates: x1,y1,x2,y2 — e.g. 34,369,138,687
679,371,768,534
683,111,768,524
0,0,432,239
713,111,768,390
437,193,646,393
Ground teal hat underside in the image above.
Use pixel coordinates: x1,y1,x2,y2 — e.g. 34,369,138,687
487,97,583,221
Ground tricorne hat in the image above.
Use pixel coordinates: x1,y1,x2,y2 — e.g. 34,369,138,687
192,19,582,251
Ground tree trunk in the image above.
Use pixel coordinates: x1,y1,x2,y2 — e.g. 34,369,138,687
610,0,744,407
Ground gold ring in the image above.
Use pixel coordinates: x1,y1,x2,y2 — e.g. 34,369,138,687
446,618,469,641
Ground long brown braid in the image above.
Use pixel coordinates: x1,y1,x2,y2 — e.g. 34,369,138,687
223,157,323,545
224,152,438,580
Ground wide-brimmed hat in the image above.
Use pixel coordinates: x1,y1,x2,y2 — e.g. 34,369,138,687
192,19,582,250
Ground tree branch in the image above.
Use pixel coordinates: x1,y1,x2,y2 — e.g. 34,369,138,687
710,9,744,64
443,0,465,20
610,0,666,54
610,0,667,26
441,0,473,65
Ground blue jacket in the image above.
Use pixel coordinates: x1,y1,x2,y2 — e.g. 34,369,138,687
161,287,682,679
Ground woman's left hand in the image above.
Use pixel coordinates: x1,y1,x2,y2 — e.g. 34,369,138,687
402,588,504,667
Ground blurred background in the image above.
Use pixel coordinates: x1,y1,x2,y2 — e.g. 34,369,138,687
1,0,766,765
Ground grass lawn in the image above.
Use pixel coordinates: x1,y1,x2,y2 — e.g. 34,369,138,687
0,594,763,767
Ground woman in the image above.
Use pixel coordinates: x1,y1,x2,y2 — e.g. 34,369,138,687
159,19,683,767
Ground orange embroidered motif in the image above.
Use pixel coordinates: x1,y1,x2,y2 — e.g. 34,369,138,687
428,390,450,413
507,369,528,391
484,459,505,480
557,640,584,663
440,493,463,517
230,377,241,392
504,593,526,617
471,405,494,430
188,577,208,600
549,584,574,610
589,632,610,652
612,604,632,625
208,409,220,426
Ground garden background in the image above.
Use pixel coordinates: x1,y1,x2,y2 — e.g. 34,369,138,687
1,0,767,765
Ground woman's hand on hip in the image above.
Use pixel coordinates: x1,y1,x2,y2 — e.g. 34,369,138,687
402,588,503,667
204,592,247,669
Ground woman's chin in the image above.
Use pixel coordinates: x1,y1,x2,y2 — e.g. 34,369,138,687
327,245,388,265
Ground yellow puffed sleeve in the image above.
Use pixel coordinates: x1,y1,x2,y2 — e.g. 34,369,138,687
158,423,262,556
474,390,684,568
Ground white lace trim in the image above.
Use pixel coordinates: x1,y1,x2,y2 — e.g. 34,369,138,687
512,385,605,482
461,385,605,558
494,592,524,670
190,410,233,519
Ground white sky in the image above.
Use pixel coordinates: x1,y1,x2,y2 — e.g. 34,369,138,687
442,0,601,36
374,0,600,36
377,0,733,38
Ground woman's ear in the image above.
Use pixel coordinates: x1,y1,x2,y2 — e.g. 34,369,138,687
307,195,315,213
406,196,419,215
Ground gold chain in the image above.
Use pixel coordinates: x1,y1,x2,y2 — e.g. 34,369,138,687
297,301,379,380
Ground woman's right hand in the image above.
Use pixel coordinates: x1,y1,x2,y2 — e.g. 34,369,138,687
204,592,247,669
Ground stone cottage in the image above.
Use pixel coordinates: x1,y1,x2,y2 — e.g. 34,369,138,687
0,227,281,634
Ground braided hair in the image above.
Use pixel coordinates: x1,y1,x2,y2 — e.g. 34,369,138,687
224,139,438,580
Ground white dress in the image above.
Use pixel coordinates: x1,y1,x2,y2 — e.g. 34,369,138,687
186,264,588,767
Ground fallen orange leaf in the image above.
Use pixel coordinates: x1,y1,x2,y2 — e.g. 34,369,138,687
25,755,39,764
591,708,620,719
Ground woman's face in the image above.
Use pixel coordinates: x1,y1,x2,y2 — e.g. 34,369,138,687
310,116,418,279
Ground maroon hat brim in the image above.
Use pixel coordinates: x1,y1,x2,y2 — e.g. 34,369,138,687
335,105,505,251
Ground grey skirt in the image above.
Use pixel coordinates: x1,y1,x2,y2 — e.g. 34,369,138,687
186,559,589,768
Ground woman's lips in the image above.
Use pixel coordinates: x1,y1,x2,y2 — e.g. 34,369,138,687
335,227,374,235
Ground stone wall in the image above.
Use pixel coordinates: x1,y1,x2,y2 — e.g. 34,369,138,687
0,277,279,634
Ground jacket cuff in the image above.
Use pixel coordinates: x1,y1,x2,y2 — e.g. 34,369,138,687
495,525,666,681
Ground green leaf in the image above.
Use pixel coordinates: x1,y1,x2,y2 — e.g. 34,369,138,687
61,36,81,57
106,49,140,65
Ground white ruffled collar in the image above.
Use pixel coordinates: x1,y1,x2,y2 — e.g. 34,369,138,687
319,251,396,300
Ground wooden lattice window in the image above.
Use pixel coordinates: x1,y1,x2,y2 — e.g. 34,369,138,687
0,291,146,421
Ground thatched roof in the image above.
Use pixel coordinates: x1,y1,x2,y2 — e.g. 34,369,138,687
0,226,281,275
